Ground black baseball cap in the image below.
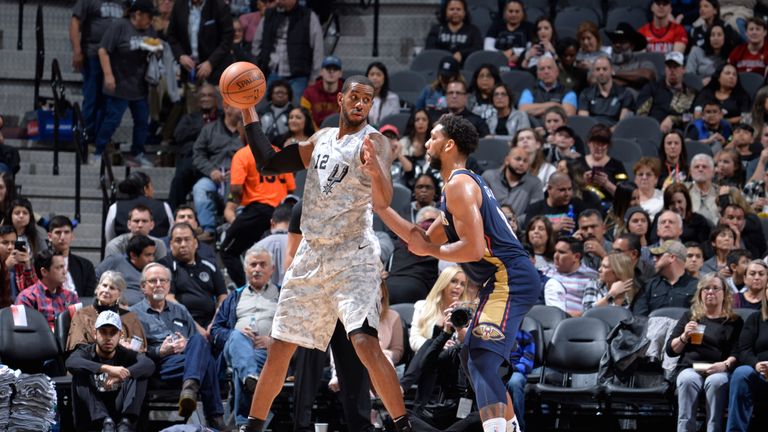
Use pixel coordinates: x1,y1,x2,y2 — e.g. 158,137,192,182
129,0,159,15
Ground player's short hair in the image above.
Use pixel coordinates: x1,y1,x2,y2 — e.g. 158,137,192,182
435,114,479,156
342,75,374,93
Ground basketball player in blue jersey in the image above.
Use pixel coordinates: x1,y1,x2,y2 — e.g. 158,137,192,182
377,114,542,432
238,75,414,432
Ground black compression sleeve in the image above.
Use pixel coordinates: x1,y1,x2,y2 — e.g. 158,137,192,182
245,122,306,175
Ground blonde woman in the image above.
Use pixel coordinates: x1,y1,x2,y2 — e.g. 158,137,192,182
410,266,468,352
667,273,743,432
582,252,636,311
66,271,147,352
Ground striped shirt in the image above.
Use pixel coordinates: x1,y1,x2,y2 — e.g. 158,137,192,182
545,264,598,316
15,281,79,330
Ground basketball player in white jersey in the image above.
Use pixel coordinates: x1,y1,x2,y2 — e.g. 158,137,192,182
239,76,414,432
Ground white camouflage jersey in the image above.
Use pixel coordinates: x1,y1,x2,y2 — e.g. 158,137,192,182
301,124,379,241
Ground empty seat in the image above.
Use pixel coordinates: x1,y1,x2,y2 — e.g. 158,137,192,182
566,115,598,143
739,72,765,97
554,7,601,33
613,116,662,156
605,7,648,31
468,6,494,36
648,307,688,321
525,304,570,349
378,112,410,132
390,70,427,94
500,70,536,99
583,305,633,330
410,49,453,72
464,50,509,74
472,137,511,172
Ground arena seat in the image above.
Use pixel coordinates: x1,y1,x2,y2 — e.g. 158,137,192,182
583,305,633,331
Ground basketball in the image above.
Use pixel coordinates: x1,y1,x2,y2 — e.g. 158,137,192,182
219,62,267,109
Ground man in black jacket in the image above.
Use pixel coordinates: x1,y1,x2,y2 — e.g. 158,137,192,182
47,215,97,298
66,310,155,432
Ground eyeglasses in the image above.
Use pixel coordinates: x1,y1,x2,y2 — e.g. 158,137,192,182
493,92,509,97
144,278,170,286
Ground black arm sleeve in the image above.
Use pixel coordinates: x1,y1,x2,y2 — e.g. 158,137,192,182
245,122,307,175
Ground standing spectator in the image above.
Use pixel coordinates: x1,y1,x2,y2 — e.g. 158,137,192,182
434,80,490,137
482,146,543,224
686,24,735,86
638,0,688,53
105,204,167,260
252,0,324,105
69,0,125,146
48,215,96,298
518,56,578,118
95,0,159,166
636,51,698,133
694,63,752,125
257,80,293,146
300,55,343,128
685,100,732,151
15,249,79,330
666,274,742,432
606,23,658,90
425,0,482,66
483,0,533,68
65,310,155,432
367,62,400,126
544,237,598,317
416,56,461,111
485,83,530,137
105,171,173,241
728,17,768,75
5,198,47,258
632,240,698,315
577,56,635,127
192,103,244,241
96,235,156,306
220,133,294,287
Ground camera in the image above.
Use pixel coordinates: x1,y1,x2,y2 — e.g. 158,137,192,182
450,307,474,328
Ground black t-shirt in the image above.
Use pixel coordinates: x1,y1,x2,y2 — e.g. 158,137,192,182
99,18,157,100
523,197,596,232
666,311,743,372
486,20,533,51
159,255,226,327
73,0,125,56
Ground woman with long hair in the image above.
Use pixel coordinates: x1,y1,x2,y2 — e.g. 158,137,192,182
524,216,555,269
4,198,46,257
633,158,664,219
0,172,17,218
105,171,174,241
425,0,483,65
694,63,752,125
485,83,530,137
484,0,534,67
605,181,639,239
410,266,468,352
687,23,735,86
575,21,609,70
366,61,400,125
661,183,712,245
521,16,558,70
749,86,768,136
555,158,602,208
658,131,689,188
468,64,502,120
582,252,636,310
513,128,555,185
715,148,745,189
400,109,439,189
733,260,768,310
581,124,627,205
667,273,742,432
278,106,315,148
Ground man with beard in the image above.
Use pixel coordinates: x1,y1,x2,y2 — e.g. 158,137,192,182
482,146,543,225
240,75,414,432
524,172,594,232
573,209,612,271
577,56,635,127
636,51,698,133
632,240,698,316
688,154,720,226
606,23,657,90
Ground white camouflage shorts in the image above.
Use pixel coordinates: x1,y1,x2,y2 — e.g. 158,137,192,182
271,231,383,350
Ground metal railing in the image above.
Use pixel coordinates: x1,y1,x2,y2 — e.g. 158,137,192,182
98,152,117,261
359,0,380,57
17,0,25,50
34,4,44,109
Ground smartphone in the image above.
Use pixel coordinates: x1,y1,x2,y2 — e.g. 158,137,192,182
14,241,26,252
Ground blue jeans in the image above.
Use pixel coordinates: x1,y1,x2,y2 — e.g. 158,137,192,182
506,371,527,430
157,333,223,417
726,365,768,431
223,330,268,425
192,177,220,234
81,55,106,140
267,74,308,106
94,95,149,156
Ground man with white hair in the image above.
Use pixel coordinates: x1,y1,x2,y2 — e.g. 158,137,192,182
632,240,698,316
210,245,279,428
688,154,720,226
655,210,684,244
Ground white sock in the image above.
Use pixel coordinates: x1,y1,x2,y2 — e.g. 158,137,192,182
482,418,507,432
507,416,522,432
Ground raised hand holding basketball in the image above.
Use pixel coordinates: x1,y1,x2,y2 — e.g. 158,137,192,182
219,62,267,109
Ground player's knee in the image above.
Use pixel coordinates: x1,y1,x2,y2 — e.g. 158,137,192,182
266,338,296,360
349,333,379,360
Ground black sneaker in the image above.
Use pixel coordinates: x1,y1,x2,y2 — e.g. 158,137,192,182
102,417,116,432
244,374,259,393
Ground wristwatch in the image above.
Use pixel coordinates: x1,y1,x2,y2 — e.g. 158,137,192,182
606,295,614,304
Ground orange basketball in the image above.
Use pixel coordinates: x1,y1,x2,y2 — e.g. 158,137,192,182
219,62,267,109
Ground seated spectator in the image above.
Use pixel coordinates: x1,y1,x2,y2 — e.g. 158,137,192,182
257,80,293,146
655,209,685,245
637,51,697,133
470,65,503,122
97,235,156,306
685,242,706,279
210,246,278,427
605,181,639,240
366,61,400,125
540,106,568,152
483,0,533,68
192,103,244,241
518,55,578,118
482,146,543,224
581,124,628,205
685,100,732,152
400,108,431,159
632,240,698,315
129,263,226,428
525,215,555,270
701,225,737,275
65,310,155,432
718,198,767,260
504,329,535,431
638,0,688,53
105,172,173,241
687,23,735,87
66,271,147,353
15,249,79,330
407,173,439,223
162,205,217,263
0,172,17,217
301,56,343,128
574,209,612,271
524,172,594,234
385,206,440,305
728,17,768,75
715,148,746,189
627,207,654,248
0,225,36,306
520,16,558,70
253,203,292,287
425,0,482,66
725,250,753,295
577,56,634,127
732,123,761,164
666,273,742,432
659,131,690,188
689,0,728,49
513,128,555,186
410,265,467,352
554,158,603,211
47,215,96,298
582,252,637,311
433,80,490,137
606,23,657,90
547,126,584,164
105,205,167,260
634,158,665,219
416,56,462,111
613,232,656,286
275,106,314,148
660,183,712,245
745,125,768,182
5,197,47,257
575,21,609,71
544,237,598,316
689,154,721,226
694,64,752,125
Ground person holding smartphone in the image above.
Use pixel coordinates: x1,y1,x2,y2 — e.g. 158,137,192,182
0,225,37,306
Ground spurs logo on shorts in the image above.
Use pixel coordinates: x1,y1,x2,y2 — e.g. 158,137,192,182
322,163,349,195
472,324,505,341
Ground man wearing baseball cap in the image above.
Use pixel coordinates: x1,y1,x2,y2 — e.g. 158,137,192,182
66,310,155,432
636,51,697,133
632,240,698,316
300,55,344,128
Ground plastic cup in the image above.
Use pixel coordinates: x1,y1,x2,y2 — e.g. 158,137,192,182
314,423,329,432
690,324,706,345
